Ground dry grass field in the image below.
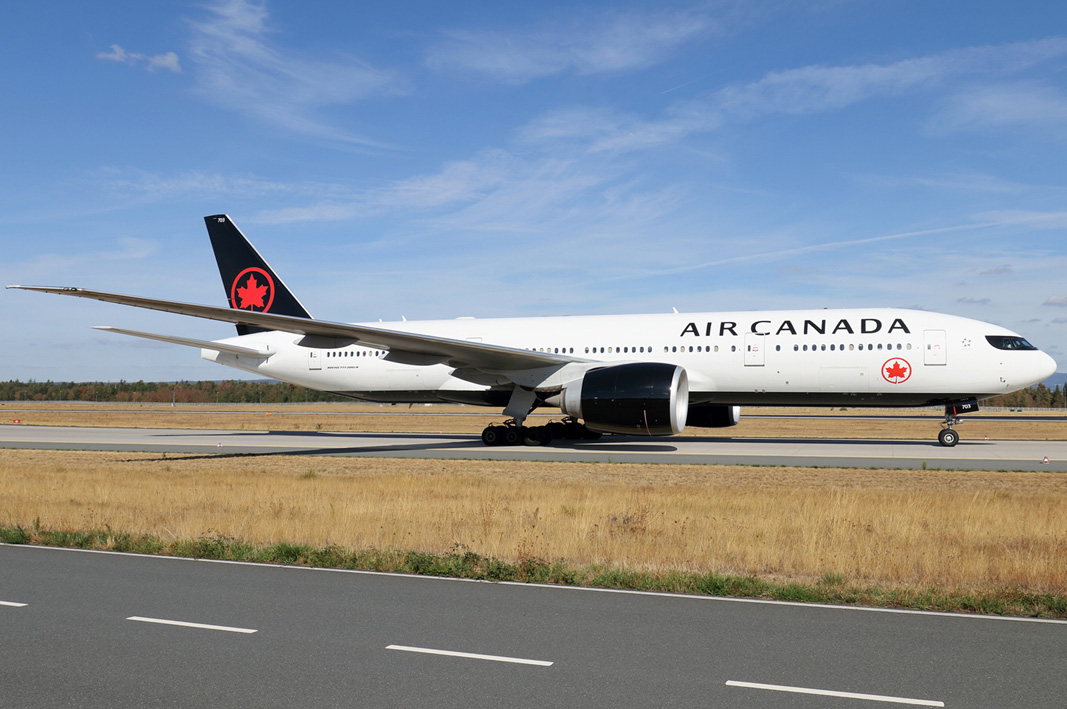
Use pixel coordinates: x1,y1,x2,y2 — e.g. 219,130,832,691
2,448,1065,597
5,401,1067,441
3,402,1065,612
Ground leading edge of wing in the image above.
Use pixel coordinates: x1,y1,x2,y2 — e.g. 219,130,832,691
7,285,578,371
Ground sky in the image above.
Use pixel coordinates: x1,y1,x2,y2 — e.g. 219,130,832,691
3,0,1067,382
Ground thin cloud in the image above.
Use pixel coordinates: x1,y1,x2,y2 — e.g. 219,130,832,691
525,37,1067,155
929,82,1067,132
980,264,1013,275
96,44,182,73
1045,296,1067,307
587,215,1054,284
715,38,1067,120
426,8,714,84
186,0,408,147
957,296,991,305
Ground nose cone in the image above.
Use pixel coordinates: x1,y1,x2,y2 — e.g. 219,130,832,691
1038,351,1058,383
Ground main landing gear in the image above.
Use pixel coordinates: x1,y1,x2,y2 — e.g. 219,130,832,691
937,399,979,447
480,418,602,447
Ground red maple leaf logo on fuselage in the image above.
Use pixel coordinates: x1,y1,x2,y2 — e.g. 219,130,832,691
882,358,911,383
885,361,907,379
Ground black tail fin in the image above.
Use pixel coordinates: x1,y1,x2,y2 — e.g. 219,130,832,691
204,214,312,335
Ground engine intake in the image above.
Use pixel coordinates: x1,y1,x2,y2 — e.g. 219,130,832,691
559,363,688,436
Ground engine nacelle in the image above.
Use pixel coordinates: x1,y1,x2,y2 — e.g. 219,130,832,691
557,363,689,436
687,404,741,428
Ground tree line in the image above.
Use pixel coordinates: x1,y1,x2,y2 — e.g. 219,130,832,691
1,378,1063,409
0,380,350,404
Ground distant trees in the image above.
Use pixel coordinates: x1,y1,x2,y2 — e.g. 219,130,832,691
0,380,350,403
1,379,1062,409
984,383,1065,410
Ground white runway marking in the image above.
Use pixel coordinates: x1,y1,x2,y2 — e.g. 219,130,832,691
726,680,944,706
126,616,257,634
386,644,553,666
1,601,28,607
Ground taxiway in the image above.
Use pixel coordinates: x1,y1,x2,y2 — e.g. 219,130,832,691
2,424,1064,470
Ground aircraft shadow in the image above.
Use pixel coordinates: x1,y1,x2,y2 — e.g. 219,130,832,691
141,429,682,457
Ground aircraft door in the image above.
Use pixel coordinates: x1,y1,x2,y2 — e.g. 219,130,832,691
308,350,321,370
924,330,947,366
744,333,765,366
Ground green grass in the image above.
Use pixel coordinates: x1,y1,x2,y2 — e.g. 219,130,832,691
2,524,1064,619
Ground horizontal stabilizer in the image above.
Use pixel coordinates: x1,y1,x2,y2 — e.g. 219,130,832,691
92,326,274,358
7,285,580,371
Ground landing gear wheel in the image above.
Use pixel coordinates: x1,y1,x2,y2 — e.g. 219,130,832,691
938,428,959,447
481,425,503,446
524,427,550,446
502,426,523,446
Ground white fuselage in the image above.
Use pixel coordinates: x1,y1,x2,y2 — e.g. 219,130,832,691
201,307,1056,410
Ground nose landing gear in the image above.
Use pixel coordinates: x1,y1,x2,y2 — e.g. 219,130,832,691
937,399,979,447
937,426,960,447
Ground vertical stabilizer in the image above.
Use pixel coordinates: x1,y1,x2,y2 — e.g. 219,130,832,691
204,214,312,335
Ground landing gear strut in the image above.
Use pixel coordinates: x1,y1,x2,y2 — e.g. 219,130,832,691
937,399,979,447
480,418,602,447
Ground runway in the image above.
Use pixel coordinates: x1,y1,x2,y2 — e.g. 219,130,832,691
2,423,1066,470
2,544,1064,708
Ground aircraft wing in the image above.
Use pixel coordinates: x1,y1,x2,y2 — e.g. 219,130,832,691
7,285,581,371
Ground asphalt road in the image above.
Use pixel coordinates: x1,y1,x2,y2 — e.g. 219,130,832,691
2,544,1064,708
2,423,1066,471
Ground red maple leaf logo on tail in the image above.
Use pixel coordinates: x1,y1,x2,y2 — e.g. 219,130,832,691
230,267,275,312
236,274,268,309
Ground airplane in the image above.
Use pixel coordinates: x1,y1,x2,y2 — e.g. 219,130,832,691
8,214,1058,447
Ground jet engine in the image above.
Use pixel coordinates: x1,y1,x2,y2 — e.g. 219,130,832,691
554,363,688,435
686,404,741,428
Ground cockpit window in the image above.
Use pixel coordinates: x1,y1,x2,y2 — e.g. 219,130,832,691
986,335,1038,351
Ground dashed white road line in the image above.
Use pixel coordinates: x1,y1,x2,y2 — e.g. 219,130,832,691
386,644,553,666
126,616,257,634
726,681,944,706
1,601,28,607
